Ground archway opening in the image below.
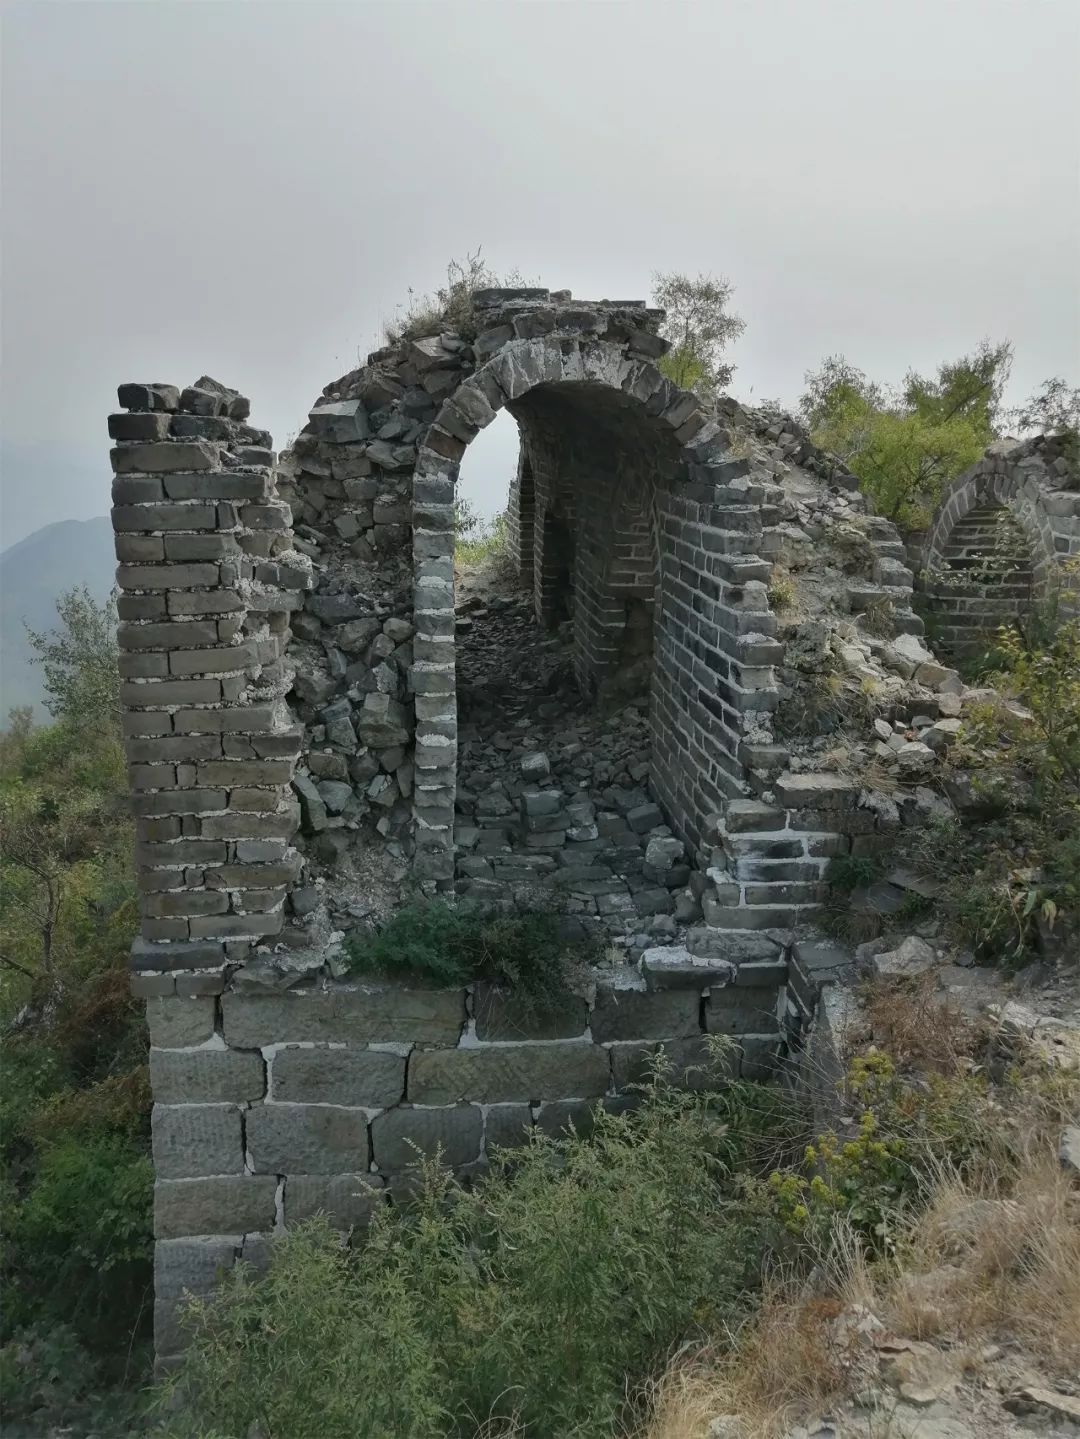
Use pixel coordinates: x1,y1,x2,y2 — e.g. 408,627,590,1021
923,503,1035,660
450,377,683,933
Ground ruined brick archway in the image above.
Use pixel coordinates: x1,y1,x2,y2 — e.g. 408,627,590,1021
920,435,1080,656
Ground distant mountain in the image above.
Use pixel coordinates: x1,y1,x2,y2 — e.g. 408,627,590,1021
0,516,116,721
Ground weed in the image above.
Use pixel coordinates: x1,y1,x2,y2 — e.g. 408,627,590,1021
827,855,884,893
767,570,796,611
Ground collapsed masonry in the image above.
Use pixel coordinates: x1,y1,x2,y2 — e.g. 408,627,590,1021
106,290,1080,1361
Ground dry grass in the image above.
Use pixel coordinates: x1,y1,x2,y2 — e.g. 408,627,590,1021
861,974,975,1074
889,1155,1080,1369
638,1147,1079,1438
636,983,1080,1439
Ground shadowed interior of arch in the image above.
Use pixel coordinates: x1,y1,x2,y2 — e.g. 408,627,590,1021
448,375,693,911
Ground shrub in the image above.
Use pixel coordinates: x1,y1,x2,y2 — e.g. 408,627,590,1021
2,1135,153,1356
345,900,598,1018
165,1053,789,1439
455,501,511,572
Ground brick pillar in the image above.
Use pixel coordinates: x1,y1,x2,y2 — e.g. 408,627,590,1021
110,379,309,977
506,450,535,586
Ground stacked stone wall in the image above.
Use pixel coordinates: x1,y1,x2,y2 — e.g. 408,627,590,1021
147,952,786,1362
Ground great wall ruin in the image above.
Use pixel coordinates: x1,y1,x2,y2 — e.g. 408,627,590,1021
105,287,1080,1360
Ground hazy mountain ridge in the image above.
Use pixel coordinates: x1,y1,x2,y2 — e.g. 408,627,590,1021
0,515,115,719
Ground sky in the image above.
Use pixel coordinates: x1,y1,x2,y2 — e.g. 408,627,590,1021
2,0,1078,548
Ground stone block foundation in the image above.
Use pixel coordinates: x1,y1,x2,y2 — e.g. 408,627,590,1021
146,956,786,1364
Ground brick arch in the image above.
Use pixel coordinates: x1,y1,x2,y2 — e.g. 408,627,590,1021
409,326,768,887
921,437,1080,656
925,459,1056,602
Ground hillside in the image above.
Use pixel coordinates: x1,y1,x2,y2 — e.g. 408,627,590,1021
0,516,115,719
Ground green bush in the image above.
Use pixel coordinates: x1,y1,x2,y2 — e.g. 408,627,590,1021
2,1135,153,1354
165,1053,788,1439
346,900,597,1018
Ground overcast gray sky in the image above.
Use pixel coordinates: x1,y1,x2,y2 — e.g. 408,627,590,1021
2,0,1078,547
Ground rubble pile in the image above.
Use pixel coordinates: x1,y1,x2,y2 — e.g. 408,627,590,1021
453,586,699,943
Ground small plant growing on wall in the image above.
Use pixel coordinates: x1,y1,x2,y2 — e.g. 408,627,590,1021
344,901,597,1018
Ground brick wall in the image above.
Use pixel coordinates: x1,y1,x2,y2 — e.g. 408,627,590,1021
147,956,785,1361
110,379,307,971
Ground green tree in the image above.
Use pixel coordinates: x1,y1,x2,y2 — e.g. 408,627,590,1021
800,342,1013,530
1006,376,1080,437
652,271,745,398
24,586,120,736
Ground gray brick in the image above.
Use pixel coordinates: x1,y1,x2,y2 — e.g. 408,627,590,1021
246,1103,369,1174
152,1104,244,1178
408,1042,610,1105
109,412,172,441
146,995,216,1047
119,620,219,651
164,473,270,500
118,651,169,679
111,441,217,474
122,679,222,709
115,534,165,562
283,1174,385,1228
150,1048,265,1104
370,1104,482,1170
112,475,165,504
131,936,225,971
172,705,279,734
189,911,285,938
116,563,220,591
196,759,294,785
270,1047,405,1107
534,1099,599,1139
127,738,222,766
221,987,465,1048
168,642,256,676
113,503,218,532
155,1176,277,1238
590,987,701,1042
164,533,240,561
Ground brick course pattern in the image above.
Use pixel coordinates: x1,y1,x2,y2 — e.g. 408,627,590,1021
109,376,308,970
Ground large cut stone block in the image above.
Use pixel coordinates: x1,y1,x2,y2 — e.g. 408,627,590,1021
283,1173,385,1228
150,1048,265,1104
155,1175,277,1238
152,1104,244,1178
483,1104,534,1151
154,1235,240,1298
408,1042,610,1105
704,987,781,1034
221,986,465,1048
246,1103,370,1174
473,982,588,1041
590,987,701,1042
775,773,857,810
270,1047,405,1107
146,996,216,1048
610,1037,734,1092
370,1104,483,1170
